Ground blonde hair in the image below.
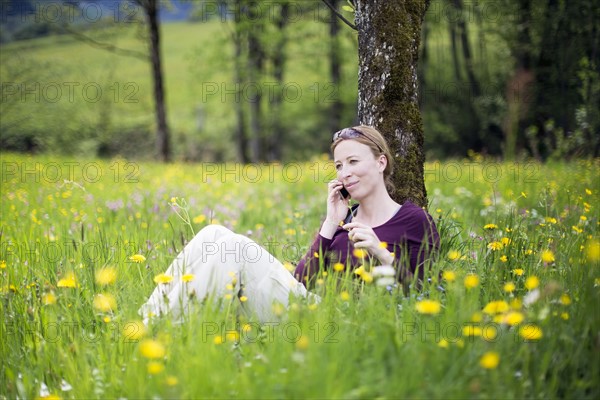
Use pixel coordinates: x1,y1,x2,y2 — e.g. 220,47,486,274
331,125,395,193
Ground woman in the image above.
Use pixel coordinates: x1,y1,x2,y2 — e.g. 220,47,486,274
139,126,439,325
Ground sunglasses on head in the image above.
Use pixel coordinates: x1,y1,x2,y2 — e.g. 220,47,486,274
332,128,382,152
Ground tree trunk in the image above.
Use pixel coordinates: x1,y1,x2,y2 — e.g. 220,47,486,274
144,0,171,162
233,17,250,164
355,0,429,208
247,5,265,162
328,0,343,135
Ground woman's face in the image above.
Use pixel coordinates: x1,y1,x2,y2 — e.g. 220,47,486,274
333,140,386,201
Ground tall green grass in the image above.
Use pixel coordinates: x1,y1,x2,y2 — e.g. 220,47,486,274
1,154,599,398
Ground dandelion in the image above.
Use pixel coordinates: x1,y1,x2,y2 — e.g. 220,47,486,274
437,339,449,348
519,324,543,340
561,312,569,320
500,255,508,263
479,351,500,369
504,282,516,293
353,265,365,276
487,241,504,251
484,223,498,230
333,262,345,272
540,250,555,263
213,336,224,345
193,215,206,224
545,217,557,224
360,272,373,283
483,300,509,315
572,226,583,234
42,292,57,305
464,274,479,289
586,239,600,261
585,188,592,195
340,291,350,301
471,312,483,323
123,321,147,340
415,299,442,315
153,274,173,284
442,270,456,282
283,262,295,272
525,276,539,290
239,295,248,302
147,361,164,375
503,311,525,326
482,326,499,341
353,248,367,259
559,294,571,305
57,273,77,288
93,293,117,312
181,274,195,283
130,254,146,263
166,376,178,386
462,326,482,337
225,331,240,342
0,260,6,269
313,252,319,258
379,242,388,249
296,335,310,351
512,268,525,276
139,339,166,359
95,267,117,286
447,250,461,261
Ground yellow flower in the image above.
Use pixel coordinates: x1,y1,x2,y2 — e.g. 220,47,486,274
0,260,6,269
181,274,195,283
483,300,509,315
340,291,350,301
139,339,166,359
333,262,345,272
123,321,147,340
545,217,557,224
379,242,388,249
500,255,508,263
239,295,248,302
525,276,539,290
213,336,224,345
353,248,367,259
471,312,483,323
572,226,583,234
415,299,442,315
560,312,569,320
559,294,571,305
129,254,146,263
484,223,498,230
519,324,543,340
93,293,117,312
479,351,500,369
442,270,456,282
353,265,365,276
524,249,534,255
447,250,461,261
585,188,592,195
283,262,295,272
57,272,77,288
512,268,525,276
504,282,516,293
437,339,449,348
95,267,117,286
193,214,206,224
313,252,319,258
225,331,240,342
540,250,555,263
147,361,164,375
462,326,482,337
296,335,310,351
501,237,511,246
166,376,179,386
153,274,173,284
42,292,57,305
487,241,504,251
586,239,600,261
360,272,373,283
464,274,479,289
503,311,524,326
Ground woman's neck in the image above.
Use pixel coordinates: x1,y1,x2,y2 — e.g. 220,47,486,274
355,188,401,226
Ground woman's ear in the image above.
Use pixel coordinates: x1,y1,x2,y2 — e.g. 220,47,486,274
378,154,387,172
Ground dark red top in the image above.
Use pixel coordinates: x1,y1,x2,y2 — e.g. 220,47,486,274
294,201,440,285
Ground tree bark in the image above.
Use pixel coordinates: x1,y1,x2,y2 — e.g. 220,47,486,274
328,0,343,135
141,0,171,162
354,0,429,208
232,10,250,164
247,5,265,162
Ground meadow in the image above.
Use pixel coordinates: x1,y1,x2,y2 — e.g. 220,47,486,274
1,153,599,398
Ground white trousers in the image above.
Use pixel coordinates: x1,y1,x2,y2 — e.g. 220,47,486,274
138,224,311,324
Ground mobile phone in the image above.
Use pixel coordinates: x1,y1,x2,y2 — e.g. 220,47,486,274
340,186,350,199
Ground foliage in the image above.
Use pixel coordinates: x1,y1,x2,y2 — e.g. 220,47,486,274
1,154,599,398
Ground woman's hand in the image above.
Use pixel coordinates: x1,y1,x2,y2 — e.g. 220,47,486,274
342,221,395,265
319,179,350,239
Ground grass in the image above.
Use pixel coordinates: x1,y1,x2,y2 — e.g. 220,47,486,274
1,153,599,398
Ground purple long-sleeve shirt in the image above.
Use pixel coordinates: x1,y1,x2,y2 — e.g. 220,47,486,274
294,201,440,286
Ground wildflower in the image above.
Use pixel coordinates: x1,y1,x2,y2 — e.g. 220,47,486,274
153,274,173,284
93,293,117,312
415,299,442,315
512,268,525,276
462,326,482,337
501,237,511,246
484,223,498,230
333,263,345,272
360,272,373,283
213,336,224,345
479,351,500,369
545,217,557,224
239,295,248,302
503,311,524,326
519,324,543,340
225,331,240,342
166,376,178,386
482,326,499,341
353,248,367,259
353,265,365,276
540,250,555,263
95,267,117,286
181,274,195,283
57,273,77,288
524,249,533,255
313,252,319,258
464,274,479,289
487,241,504,251
561,312,569,320
379,242,388,249
283,262,295,272
123,321,147,340
572,226,583,234
296,335,310,351
0,260,5,269
504,282,516,293
437,339,449,348
559,294,571,305
525,276,539,290
340,291,350,301
483,300,509,315
521,192,527,198
510,298,522,309
471,312,483,323
139,339,166,359
447,250,461,261
147,361,164,375
193,215,206,224
442,270,456,282
500,255,508,263
129,254,146,263
586,239,600,261
42,292,57,305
